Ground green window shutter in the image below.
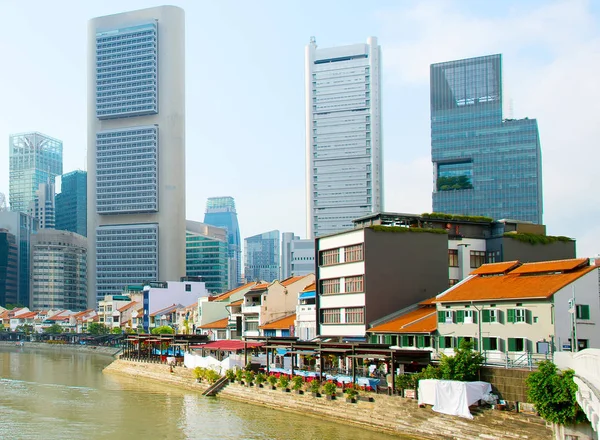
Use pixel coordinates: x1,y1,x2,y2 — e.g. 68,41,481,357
473,339,478,351
457,336,464,348
508,338,517,352
439,337,446,349
437,311,445,323
525,309,533,324
498,310,504,324
482,309,490,323
370,334,378,344
456,310,464,323
417,335,424,348
582,305,590,320
507,309,515,323
498,338,505,352
472,311,478,324
384,335,392,345
483,337,491,351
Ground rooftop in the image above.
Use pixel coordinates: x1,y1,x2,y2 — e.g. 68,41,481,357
369,307,436,334
259,314,296,330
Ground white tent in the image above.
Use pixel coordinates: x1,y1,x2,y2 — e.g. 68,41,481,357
418,379,492,419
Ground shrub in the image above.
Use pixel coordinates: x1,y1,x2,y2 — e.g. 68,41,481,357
438,339,483,381
291,376,304,391
323,381,337,396
205,369,220,385
244,370,255,384
225,369,236,381
235,369,244,383
503,232,573,245
278,375,290,389
344,386,359,399
255,373,266,385
309,379,321,394
267,374,278,387
369,225,448,235
151,325,174,335
194,367,206,381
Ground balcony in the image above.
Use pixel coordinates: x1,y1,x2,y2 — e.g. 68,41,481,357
242,305,261,315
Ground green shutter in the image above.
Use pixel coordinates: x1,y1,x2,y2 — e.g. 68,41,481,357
417,335,424,348
437,310,445,323
457,336,464,348
525,309,533,324
498,310,504,324
472,311,478,324
581,305,590,320
483,337,491,351
456,310,464,323
508,338,517,352
439,337,446,349
384,335,392,345
498,338,504,352
369,334,378,344
401,335,409,347
507,309,515,323
482,309,490,323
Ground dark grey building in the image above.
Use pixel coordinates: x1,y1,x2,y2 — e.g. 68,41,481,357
56,170,87,237
0,228,18,307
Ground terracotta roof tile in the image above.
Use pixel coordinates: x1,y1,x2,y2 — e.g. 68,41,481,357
509,258,588,275
280,276,304,287
259,314,296,330
227,299,243,307
150,304,180,317
418,297,437,306
471,261,520,275
211,282,259,302
398,313,438,333
302,282,316,292
369,307,436,334
13,311,37,319
251,283,270,291
118,302,139,312
199,317,229,329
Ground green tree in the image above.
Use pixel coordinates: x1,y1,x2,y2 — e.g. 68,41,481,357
16,324,34,335
111,327,123,334
438,339,484,381
44,324,63,334
87,322,110,335
526,361,586,425
151,325,174,335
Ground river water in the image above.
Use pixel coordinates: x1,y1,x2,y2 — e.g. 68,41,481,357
0,347,413,440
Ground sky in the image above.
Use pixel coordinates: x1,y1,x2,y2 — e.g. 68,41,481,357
0,0,599,256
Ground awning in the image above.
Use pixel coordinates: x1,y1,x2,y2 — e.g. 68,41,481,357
189,340,264,351
298,291,315,300
276,348,288,355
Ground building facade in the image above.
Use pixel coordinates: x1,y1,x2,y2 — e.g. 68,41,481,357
0,228,18,307
281,233,316,279
9,132,62,214
244,230,280,283
186,220,229,295
431,54,543,224
305,37,383,238
30,229,87,311
87,6,186,305
29,182,55,229
56,170,87,237
281,232,299,280
203,196,242,288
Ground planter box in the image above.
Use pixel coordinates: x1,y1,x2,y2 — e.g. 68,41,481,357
312,392,321,398
270,386,277,390
257,384,264,388
359,396,375,403
325,395,336,401
282,388,290,393
346,397,357,404
294,389,304,395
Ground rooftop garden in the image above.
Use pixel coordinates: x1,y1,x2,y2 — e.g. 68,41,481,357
369,225,448,235
503,232,574,245
421,212,494,223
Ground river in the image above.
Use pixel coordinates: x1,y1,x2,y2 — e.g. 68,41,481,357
0,347,413,440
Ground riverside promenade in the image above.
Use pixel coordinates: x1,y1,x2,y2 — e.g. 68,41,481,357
103,359,552,440
0,340,119,356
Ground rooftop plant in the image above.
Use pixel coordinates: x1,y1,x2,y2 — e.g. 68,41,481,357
503,232,573,245
421,213,494,223
369,225,448,234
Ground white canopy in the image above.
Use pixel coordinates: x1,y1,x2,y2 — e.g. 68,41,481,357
418,379,492,419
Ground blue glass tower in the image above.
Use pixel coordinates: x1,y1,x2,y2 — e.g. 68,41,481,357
244,230,280,283
431,54,543,224
203,197,241,288
56,170,87,237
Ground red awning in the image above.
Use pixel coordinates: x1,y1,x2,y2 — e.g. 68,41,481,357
189,340,264,351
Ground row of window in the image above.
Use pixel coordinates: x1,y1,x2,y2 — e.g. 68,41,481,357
319,243,364,266
439,305,591,324
320,275,363,295
447,249,486,268
321,307,364,324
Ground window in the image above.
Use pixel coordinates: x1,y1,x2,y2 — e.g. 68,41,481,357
464,310,474,324
507,308,531,324
482,309,501,323
185,284,191,292
320,248,340,266
344,244,363,263
320,278,340,295
245,321,259,331
321,308,341,324
577,339,589,350
216,330,226,339
483,337,499,351
345,307,364,324
508,338,526,352
515,308,526,323
470,251,485,268
439,336,454,349
448,249,458,267
455,309,476,324
438,310,454,324
345,275,364,293
401,335,415,347
576,304,590,320
113,316,119,323
449,279,459,287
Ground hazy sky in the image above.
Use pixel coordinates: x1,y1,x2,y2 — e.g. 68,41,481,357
1,0,599,256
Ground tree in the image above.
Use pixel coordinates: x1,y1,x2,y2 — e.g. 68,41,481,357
111,327,123,334
87,322,110,335
526,361,586,426
45,324,63,334
151,325,174,335
16,324,34,335
438,339,484,381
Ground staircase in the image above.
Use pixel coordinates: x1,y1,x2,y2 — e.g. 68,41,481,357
202,376,229,396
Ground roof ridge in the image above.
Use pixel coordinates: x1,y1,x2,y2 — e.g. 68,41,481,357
400,310,436,329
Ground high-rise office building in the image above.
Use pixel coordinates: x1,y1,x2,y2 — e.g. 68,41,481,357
305,37,383,238
9,132,62,214
87,6,186,306
0,228,18,307
203,196,241,288
0,211,36,307
56,170,87,237
30,229,87,311
280,233,316,279
281,232,299,280
244,230,280,283
431,54,543,224
186,221,229,294
29,182,55,229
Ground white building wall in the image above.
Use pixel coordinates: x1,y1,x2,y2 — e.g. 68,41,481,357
149,281,208,315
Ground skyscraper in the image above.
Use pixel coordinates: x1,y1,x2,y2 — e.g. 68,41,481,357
281,232,299,280
186,221,229,294
305,37,383,238
244,230,280,283
431,54,543,224
88,6,186,306
203,196,241,288
29,182,55,229
9,132,62,214
0,228,18,307
56,170,87,237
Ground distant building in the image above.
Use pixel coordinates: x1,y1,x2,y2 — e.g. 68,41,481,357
281,232,299,279
290,239,316,277
244,230,280,283
0,211,36,307
29,182,55,230
30,229,87,311
9,132,62,214
305,37,383,238
56,170,87,237
430,54,543,224
295,282,316,341
203,196,242,288
0,228,18,307
186,220,229,294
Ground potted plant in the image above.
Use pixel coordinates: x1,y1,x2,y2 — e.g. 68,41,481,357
206,369,220,385
235,369,244,385
345,386,359,403
255,372,266,388
194,367,205,383
244,370,255,387
278,375,290,392
309,379,321,397
291,376,304,394
267,374,278,390
323,381,337,400
225,369,236,383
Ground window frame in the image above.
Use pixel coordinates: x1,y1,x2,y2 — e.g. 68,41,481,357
448,249,459,267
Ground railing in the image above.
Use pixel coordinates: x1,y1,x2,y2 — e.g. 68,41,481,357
481,352,551,370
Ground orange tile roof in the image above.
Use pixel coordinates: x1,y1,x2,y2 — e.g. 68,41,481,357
251,283,269,291
418,297,437,306
259,314,296,330
227,299,243,307
199,317,229,329
281,276,304,287
471,261,520,275
72,309,94,319
150,304,179,317
437,264,596,303
399,313,438,333
302,282,316,292
369,307,436,334
185,302,198,310
14,311,37,319
118,302,139,312
211,282,258,302
509,258,588,275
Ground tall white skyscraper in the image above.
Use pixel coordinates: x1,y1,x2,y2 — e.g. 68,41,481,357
305,37,383,238
87,6,186,306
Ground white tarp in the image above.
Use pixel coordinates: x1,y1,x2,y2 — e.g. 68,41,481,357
418,379,492,419
183,352,267,372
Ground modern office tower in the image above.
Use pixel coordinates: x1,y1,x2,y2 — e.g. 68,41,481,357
30,229,87,311
0,228,18,307
0,211,36,307
281,232,299,279
305,37,383,238
203,197,241,288
186,220,229,294
9,132,62,214
244,230,280,283
88,6,186,306
56,170,87,237
29,182,55,229
281,233,316,279
431,54,543,224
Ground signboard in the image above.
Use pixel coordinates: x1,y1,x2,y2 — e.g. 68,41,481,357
562,344,571,351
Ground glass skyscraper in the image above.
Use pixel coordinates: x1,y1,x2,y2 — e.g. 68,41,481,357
203,196,241,288
186,221,229,294
0,228,18,307
9,132,62,214
431,54,543,224
244,230,280,283
56,170,87,237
